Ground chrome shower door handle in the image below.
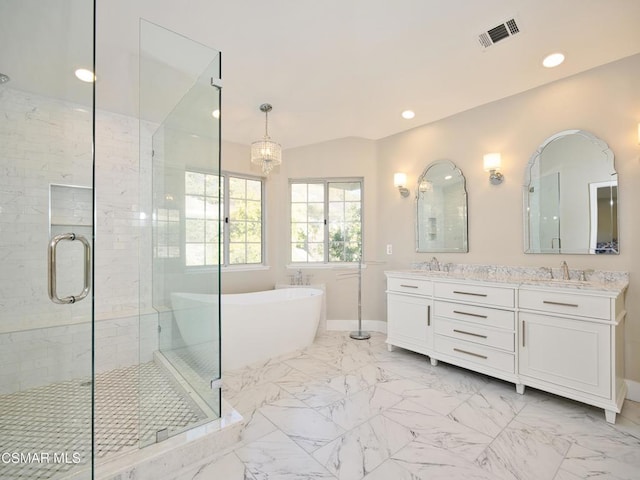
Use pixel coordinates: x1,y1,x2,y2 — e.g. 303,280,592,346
48,233,92,304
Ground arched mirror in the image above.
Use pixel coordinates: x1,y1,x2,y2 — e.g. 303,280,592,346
416,160,468,252
524,130,618,254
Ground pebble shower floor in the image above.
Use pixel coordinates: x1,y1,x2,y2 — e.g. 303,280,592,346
0,362,206,480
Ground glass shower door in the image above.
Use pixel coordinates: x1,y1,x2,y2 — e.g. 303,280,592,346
140,20,221,446
0,1,95,479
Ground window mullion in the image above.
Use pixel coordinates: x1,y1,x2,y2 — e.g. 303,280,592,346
324,180,330,263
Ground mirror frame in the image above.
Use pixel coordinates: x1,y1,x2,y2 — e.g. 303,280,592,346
523,129,618,254
415,159,468,253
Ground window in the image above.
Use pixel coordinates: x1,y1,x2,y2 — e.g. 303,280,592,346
185,171,263,267
290,179,362,263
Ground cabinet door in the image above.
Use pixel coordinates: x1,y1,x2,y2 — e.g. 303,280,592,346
519,312,611,398
387,293,432,354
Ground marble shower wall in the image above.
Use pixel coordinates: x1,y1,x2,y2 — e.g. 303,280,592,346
0,87,156,393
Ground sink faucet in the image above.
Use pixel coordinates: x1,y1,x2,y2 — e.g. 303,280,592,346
560,261,570,280
430,256,440,271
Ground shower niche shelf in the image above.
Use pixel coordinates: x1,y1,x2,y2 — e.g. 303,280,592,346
49,184,93,230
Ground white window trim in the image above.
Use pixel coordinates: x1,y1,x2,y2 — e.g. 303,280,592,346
289,177,364,264
185,169,266,269
221,170,265,267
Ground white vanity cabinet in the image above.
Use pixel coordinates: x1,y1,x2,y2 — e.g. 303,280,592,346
385,270,628,424
432,281,518,384
518,287,627,423
386,275,434,356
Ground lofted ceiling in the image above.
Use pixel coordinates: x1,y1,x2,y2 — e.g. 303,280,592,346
2,0,640,149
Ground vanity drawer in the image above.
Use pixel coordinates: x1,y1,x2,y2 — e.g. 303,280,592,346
434,335,514,373
434,282,514,308
519,289,610,320
435,317,514,352
387,277,433,296
434,300,514,330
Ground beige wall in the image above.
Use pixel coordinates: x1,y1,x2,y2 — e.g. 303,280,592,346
376,53,640,382
221,137,382,321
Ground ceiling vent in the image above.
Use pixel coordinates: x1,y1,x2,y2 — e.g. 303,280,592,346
478,18,520,49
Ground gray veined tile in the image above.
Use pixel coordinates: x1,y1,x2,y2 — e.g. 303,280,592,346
272,368,316,390
392,440,496,480
448,381,528,437
317,385,404,431
313,414,416,480
619,400,640,426
382,398,493,462
259,397,345,453
234,429,334,480
610,412,640,443
236,410,278,447
223,360,296,394
373,354,434,379
475,419,571,480
410,363,490,396
361,459,422,480
174,451,255,480
225,382,291,416
378,378,469,416
323,350,378,373
325,364,403,397
558,443,640,480
283,355,343,380
281,378,347,408
515,399,640,459
552,468,585,480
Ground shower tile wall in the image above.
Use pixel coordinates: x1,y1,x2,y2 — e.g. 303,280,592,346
0,87,156,393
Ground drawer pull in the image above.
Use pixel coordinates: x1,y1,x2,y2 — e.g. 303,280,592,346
453,290,488,297
453,348,487,360
453,310,488,319
427,305,431,326
453,329,487,339
543,300,579,308
400,284,419,289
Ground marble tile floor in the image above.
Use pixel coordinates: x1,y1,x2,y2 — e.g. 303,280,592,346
172,331,640,480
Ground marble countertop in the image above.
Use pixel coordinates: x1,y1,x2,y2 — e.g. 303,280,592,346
385,262,629,294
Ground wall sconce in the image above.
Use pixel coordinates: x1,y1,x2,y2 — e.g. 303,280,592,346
393,172,410,197
483,153,504,185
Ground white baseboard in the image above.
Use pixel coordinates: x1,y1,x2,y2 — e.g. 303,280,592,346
326,319,387,334
626,379,640,402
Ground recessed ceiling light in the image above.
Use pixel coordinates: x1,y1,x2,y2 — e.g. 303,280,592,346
212,109,220,119
542,53,565,68
401,110,415,120
74,68,96,83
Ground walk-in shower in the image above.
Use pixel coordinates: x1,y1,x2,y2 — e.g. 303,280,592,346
0,2,224,479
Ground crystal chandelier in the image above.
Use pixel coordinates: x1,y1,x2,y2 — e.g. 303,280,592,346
250,103,282,175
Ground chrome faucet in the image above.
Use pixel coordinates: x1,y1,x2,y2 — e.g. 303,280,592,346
560,261,570,280
430,256,440,271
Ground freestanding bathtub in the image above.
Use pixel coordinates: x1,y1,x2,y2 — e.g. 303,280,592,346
170,288,324,372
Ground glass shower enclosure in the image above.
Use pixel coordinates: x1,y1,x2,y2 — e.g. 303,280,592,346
0,4,222,479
